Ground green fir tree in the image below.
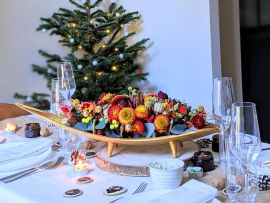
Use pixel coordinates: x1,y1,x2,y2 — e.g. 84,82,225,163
15,0,149,109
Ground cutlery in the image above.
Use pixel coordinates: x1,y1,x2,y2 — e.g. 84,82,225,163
0,138,7,144
109,182,148,203
0,157,64,183
0,146,50,166
262,148,270,151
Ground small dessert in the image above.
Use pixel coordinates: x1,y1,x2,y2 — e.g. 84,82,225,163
213,178,226,190
76,177,93,184
40,127,50,137
83,140,93,151
103,186,127,196
64,189,83,198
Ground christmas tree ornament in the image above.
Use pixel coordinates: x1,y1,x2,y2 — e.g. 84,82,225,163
77,64,83,70
118,54,124,59
41,28,47,33
124,31,129,37
81,87,88,95
92,60,98,66
115,12,120,17
47,68,52,74
135,69,142,76
69,38,75,43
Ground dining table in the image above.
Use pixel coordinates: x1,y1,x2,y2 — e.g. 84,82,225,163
0,115,270,203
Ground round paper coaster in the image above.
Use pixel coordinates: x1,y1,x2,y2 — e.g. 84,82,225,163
64,189,83,198
76,177,93,184
103,186,127,196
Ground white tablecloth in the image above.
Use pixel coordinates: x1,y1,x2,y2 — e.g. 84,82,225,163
0,116,269,203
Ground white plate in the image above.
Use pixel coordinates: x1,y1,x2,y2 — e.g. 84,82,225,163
0,142,54,172
257,150,270,176
117,190,221,203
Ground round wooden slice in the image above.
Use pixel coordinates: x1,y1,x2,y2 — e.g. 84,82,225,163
95,141,200,176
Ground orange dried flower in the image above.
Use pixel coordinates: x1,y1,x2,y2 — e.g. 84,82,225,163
135,105,149,119
154,115,170,133
118,107,136,125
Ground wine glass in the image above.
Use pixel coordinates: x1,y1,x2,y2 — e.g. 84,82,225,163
227,102,261,203
57,61,76,107
212,77,235,170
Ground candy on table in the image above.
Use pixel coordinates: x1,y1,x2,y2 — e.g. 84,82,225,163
212,178,226,190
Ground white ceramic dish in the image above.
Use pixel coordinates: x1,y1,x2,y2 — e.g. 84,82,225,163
149,158,184,189
0,142,54,173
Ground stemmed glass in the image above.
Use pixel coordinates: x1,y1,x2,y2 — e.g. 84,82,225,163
57,61,76,107
56,62,78,160
227,102,261,203
212,77,235,170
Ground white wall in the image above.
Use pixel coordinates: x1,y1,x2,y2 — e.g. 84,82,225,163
0,0,221,111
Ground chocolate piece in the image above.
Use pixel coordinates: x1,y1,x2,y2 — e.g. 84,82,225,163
64,189,83,198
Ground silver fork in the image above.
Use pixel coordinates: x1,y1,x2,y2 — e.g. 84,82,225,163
0,138,7,144
109,182,148,203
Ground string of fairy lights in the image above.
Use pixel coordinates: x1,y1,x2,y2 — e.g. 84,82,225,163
62,12,129,81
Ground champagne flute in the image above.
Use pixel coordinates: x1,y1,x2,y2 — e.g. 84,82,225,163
212,77,235,170
57,61,76,107
228,102,261,203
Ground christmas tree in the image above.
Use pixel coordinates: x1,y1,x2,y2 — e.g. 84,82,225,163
15,0,149,108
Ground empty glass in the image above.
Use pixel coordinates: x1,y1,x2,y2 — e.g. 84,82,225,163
57,61,76,107
212,77,235,171
227,102,262,203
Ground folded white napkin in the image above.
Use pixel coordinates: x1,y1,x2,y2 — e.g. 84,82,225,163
0,138,52,164
148,179,218,203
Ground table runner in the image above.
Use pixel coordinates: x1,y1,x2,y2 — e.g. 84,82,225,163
0,116,269,203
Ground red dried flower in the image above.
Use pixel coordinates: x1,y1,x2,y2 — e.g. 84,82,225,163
191,115,206,129
108,105,122,121
178,106,188,115
132,120,145,134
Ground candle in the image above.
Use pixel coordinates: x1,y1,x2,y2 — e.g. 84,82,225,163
4,122,17,133
71,150,89,175
74,160,88,171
